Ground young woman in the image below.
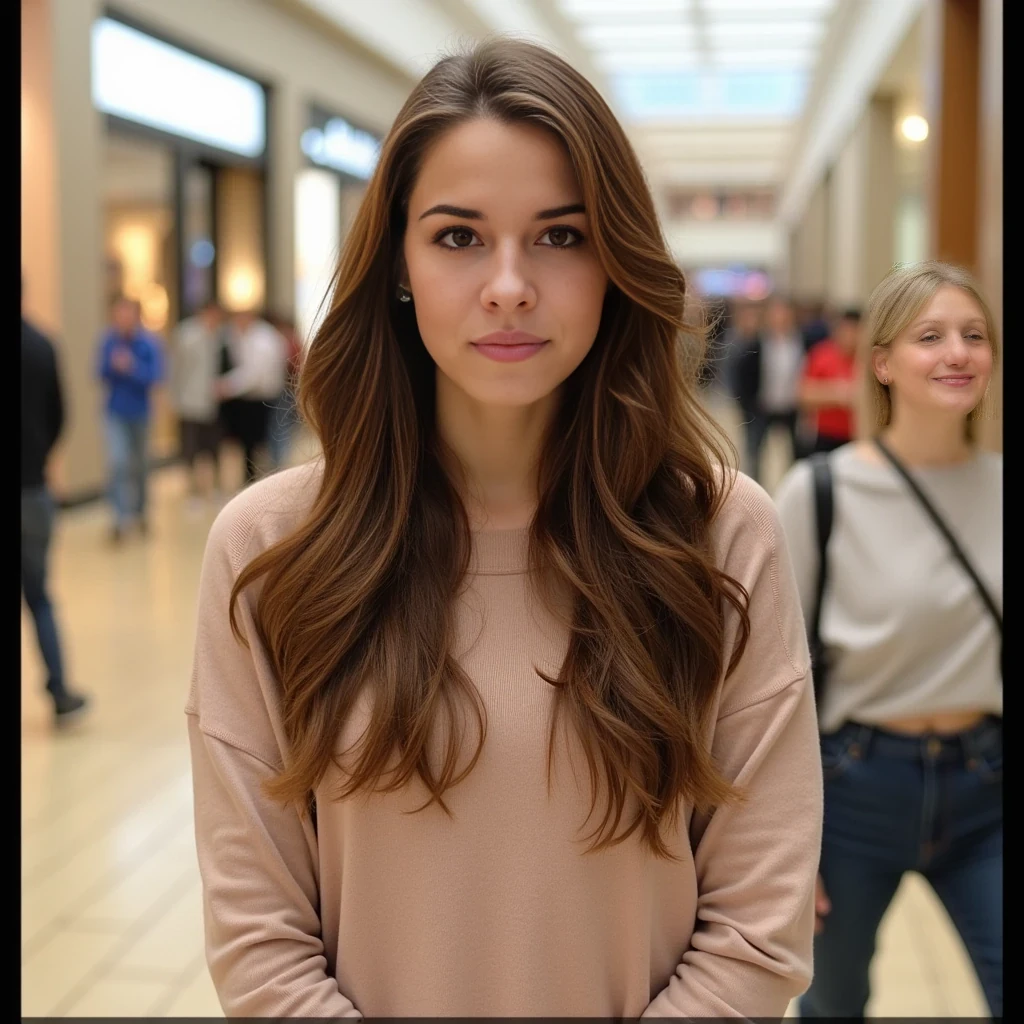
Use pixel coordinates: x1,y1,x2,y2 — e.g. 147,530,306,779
774,262,1002,1018
187,39,822,1019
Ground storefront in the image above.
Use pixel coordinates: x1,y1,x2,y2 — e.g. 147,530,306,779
294,105,381,345
92,13,271,454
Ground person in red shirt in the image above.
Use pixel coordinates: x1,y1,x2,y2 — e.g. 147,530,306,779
799,308,861,453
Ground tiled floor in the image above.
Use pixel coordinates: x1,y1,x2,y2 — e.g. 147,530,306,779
21,416,989,1018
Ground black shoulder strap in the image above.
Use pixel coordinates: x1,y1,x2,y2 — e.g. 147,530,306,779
874,438,1002,637
809,453,834,705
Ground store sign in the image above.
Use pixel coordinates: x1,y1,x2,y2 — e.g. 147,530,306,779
301,118,380,180
91,18,266,158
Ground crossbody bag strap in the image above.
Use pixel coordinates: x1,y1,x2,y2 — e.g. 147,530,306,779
874,437,1002,637
809,453,834,706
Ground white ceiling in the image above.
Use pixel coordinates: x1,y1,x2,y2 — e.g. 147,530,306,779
293,0,839,193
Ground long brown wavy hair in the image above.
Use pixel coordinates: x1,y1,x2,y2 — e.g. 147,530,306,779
231,39,750,858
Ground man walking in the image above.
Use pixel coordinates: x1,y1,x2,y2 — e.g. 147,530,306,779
96,297,164,541
22,300,91,726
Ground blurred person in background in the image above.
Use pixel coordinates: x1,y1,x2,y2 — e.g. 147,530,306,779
171,299,226,511
216,309,287,486
697,295,730,390
734,294,805,482
22,282,91,725
775,262,1002,1019
187,39,821,1021
265,312,304,472
798,299,831,350
798,308,862,454
96,296,164,542
719,300,762,403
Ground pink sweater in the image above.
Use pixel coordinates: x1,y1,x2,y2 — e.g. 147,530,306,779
186,463,822,1018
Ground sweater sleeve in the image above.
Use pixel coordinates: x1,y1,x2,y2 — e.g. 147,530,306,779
186,497,361,1019
643,476,822,1019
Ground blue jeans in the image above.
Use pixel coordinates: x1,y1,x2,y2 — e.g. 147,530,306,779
801,717,1002,1019
21,487,67,699
105,415,150,527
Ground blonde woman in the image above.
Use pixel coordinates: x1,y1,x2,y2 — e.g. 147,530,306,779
774,262,1002,1018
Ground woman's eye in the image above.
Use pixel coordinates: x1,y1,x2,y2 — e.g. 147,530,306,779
438,228,479,249
921,334,940,342
538,227,582,248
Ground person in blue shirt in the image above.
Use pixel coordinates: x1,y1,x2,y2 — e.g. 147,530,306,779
96,296,164,542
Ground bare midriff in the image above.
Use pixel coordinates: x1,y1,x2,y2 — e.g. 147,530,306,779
877,709,989,736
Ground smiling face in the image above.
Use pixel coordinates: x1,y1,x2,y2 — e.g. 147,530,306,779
873,285,993,422
401,118,609,410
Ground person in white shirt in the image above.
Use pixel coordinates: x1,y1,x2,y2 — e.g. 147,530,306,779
170,301,225,506
216,310,287,486
734,296,806,482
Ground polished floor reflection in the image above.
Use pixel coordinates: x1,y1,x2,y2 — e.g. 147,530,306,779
21,415,988,1018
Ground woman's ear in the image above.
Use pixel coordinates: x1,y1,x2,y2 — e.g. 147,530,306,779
871,346,889,384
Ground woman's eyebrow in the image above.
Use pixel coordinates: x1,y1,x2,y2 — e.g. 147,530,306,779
419,204,484,221
417,202,587,221
535,203,586,220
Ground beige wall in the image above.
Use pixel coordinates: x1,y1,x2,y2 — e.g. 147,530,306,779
21,0,60,336
863,96,897,299
825,96,897,309
789,179,828,302
52,0,106,499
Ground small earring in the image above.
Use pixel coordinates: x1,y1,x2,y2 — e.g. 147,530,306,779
397,285,412,304
881,377,889,386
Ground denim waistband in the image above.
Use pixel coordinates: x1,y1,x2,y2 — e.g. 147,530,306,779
830,715,1001,764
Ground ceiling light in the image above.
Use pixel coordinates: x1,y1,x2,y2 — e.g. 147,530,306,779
899,114,929,143
579,24,693,45
558,0,689,15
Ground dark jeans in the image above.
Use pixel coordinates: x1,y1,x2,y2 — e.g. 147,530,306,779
801,717,1002,1019
744,409,798,483
105,415,150,527
21,487,67,700
221,398,271,485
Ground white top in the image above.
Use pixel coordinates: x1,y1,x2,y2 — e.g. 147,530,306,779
773,444,1002,734
759,333,804,413
170,315,221,422
221,320,287,401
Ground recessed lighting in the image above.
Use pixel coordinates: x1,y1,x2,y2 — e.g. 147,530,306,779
899,114,929,143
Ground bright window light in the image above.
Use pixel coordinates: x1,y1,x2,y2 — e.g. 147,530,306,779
613,69,807,119
91,18,266,158
301,118,380,180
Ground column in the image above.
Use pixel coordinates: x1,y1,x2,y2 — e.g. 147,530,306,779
51,0,105,500
923,0,980,269
267,82,303,319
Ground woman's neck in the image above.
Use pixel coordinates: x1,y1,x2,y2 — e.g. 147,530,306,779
436,375,557,531
880,411,973,467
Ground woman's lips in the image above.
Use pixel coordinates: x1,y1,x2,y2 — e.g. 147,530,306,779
471,331,549,363
934,375,975,388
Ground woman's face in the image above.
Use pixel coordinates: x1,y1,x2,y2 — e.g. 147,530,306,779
873,285,993,422
402,118,608,409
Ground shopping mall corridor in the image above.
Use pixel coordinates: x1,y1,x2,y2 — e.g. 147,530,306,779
21,405,988,1018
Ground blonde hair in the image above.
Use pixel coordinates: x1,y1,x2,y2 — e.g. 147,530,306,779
860,261,999,439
